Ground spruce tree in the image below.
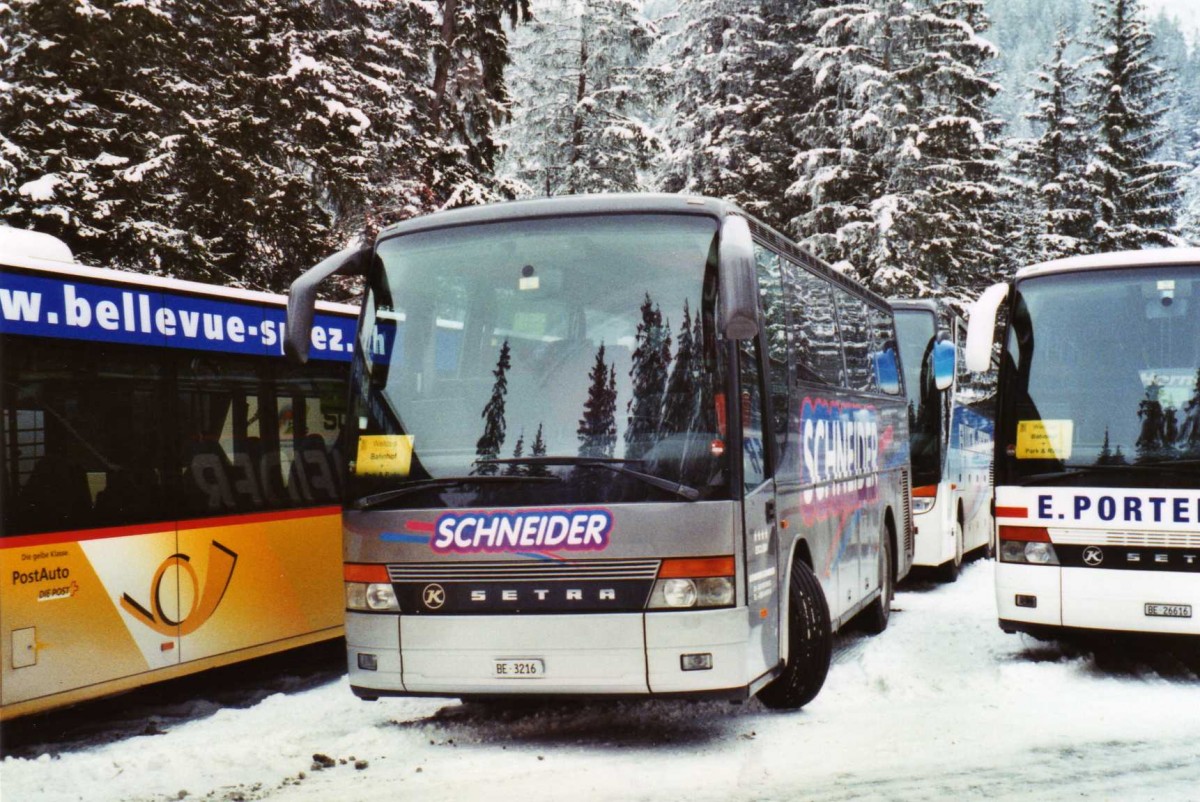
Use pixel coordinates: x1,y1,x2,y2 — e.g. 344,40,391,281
527,423,552,477
428,0,531,207
1181,368,1200,454
578,343,619,458
656,0,761,200
625,294,671,460
1017,33,1094,261
474,339,512,474
884,0,1006,297
505,430,527,475
503,0,659,196
0,0,183,266
661,301,697,437
1083,0,1183,251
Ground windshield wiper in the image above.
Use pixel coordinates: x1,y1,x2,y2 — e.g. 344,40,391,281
479,456,702,501
353,475,561,510
1017,461,1198,485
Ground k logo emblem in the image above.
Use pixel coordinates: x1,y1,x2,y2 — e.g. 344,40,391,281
423,583,446,610
1083,546,1104,567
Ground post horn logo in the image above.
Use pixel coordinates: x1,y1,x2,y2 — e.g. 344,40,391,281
120,541,238,636
422,583,446,610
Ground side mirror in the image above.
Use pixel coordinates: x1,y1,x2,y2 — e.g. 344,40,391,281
286,246,371,363
965,282,1009,374
932,336,956,392
717,215,759,340
873,347,901,395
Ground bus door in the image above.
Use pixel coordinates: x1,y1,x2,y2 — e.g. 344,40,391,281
739,338,781,678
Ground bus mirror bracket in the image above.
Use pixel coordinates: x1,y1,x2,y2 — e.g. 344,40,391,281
286,245,370,364
965,282,1009,374
718,215,760,340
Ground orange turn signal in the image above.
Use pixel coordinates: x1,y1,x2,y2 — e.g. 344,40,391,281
998,526,1050,542
344,563,390,583
658,556,735,579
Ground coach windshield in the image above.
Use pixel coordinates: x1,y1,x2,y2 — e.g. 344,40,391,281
1001,266,1200,488
347,214,731,509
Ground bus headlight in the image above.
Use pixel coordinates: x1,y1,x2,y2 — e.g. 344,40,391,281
912,485,937,514
912,497,936,514
647,557,736,609
345,582,400,611
344,564,399,611
662,578,698,607
998,527,1059,566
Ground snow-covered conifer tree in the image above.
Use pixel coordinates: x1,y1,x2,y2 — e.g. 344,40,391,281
1015,33,1094,260
428,0,531,207
502,0,659,196
655,0,762,201
1082,0,1183,251
0,0,183,266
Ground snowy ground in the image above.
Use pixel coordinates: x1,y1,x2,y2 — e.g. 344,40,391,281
5,559,1200,802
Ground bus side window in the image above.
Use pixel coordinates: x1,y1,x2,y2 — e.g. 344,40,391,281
739,339,770,491
868,305,902,396
3,340,167,536
278,364,346,506
754,244,790,449
836,291,874,393
782,260,844,386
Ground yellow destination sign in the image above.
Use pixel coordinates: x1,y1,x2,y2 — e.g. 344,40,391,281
1016,419,1073,460
355,435,415,476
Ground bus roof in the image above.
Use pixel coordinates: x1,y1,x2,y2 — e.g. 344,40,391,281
1,228,357,316
377,193,893,310
1016,247,1200,281
0,226,75,267
377,194,730,238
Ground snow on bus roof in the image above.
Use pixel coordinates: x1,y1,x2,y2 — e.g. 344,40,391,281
1016,247,1200,280
1,228,357,315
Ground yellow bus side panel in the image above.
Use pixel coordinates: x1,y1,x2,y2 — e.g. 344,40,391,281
1,509,342,717
2,532,175,710
173,512,343,662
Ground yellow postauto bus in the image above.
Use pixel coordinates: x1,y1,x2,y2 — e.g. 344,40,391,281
0,228,356,719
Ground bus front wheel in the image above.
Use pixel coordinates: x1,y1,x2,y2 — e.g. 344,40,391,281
757,559,832,710
859,526,893,634
937,519,964,583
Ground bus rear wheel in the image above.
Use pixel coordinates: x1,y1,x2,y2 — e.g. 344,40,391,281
757,559,832,710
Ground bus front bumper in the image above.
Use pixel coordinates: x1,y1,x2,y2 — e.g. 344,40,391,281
997,564,1200,637
345,608,757,698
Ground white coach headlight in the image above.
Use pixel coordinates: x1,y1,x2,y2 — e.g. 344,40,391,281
366,583,400,611
647,557,737,610
663,578,698,608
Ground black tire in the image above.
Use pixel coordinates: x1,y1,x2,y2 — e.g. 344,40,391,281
936,519,964,583
859,526,893,635
757,559,832,710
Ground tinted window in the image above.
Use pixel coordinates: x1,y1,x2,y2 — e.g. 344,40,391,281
782,260,844,386
4,339,169,536
836,291,874,392
755,244,790,448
